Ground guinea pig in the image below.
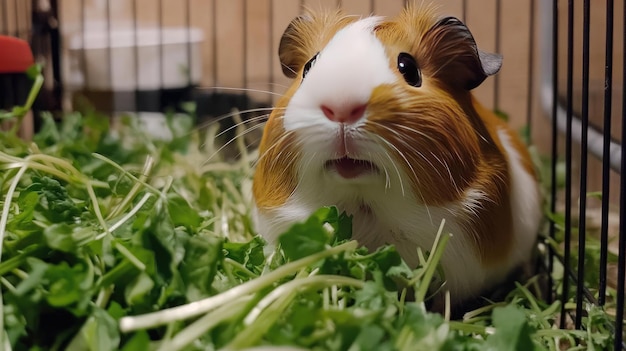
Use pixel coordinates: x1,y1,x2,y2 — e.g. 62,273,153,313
252,4,542,305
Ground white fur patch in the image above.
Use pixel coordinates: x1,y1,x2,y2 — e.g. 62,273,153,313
283,16,396,133
494,129,542,277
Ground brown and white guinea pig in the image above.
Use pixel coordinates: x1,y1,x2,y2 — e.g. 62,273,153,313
252,4,542,304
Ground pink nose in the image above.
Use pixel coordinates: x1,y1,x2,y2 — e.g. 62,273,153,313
321,103,367,124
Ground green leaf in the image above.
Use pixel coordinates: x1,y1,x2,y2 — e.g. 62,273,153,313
43,223,78,252
32,112,61,146
394,304,449,351
167,193,203,229
44,261,90,309
223,236,265,270
139,206,181,281
25,64,43,79
279,207,336,261
181,235,223,300
120,331,150,351
124,272,155,306
66,307,120,351
335,211,354,242
14,258,49,296
28,176,83,223
8,191,39,229
347,324,386,351
485,305,538,351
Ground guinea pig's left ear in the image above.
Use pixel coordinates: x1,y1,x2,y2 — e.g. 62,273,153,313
279,16,314,78
278,11,356,79
423,16,502,90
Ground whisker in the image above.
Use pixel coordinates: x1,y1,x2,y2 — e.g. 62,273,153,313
266,82,291,90
203,123,267,165
433,151,458,192
368,130,434,224
391,121,439,144
196,107,284,130
214,114,270,140
246,143,277,181
268,147,300,186
295,150,318,192
369,134,406,197
371,152,391,189
368,120,444,181
281,63,298,77
252,130,294,170
196,86,284,97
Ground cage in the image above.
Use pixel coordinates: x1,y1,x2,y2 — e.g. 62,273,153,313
0,0,624,349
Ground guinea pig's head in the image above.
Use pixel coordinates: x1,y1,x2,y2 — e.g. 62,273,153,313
253,5,502,210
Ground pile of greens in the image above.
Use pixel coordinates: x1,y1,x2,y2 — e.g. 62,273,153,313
0,76,618,350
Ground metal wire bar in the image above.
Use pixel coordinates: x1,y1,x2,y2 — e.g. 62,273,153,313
23,0,29,41
158,0,163,95
81,0,89,88
13,0,18,37
1,0,7,34
525,0,535,144
615,2,626,348
132,0,139,111
575,0,591,330
548,0,558,305
106,0,112,92
46,0,61,112
598,0,614,308
551,247,599,305
493,0,501,112
268,0,273,96
243,0,248,95
560,0,574,329
187,0,192,87
212,0,218,87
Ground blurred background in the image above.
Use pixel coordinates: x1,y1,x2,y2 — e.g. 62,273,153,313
0,0,623,207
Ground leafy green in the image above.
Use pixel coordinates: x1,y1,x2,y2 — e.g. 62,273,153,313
485,306,538,351
0,82,619,351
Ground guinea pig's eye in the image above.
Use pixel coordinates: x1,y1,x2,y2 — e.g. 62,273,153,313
302,52,319,79
397,53,422,87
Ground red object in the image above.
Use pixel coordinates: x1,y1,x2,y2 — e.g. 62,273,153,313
0,35,35,73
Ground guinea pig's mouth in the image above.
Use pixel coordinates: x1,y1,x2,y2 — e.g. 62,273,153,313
324,157,379,179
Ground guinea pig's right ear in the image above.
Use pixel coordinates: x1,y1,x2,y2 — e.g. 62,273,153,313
422,16,503,90
278,11,355,78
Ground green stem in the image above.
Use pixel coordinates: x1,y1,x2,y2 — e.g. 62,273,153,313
449,321,494,335
106,155,156,219
22,73,44,114
156,295,253,351
0,246,48,276
97,260,137,289
119,240,358,332
86,183,109,236
113,241,146,271
415,220,451,303
228,275,365,349
0,165,28,350
95,193,153,240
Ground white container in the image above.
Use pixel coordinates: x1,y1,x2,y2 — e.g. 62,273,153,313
67,27,203,91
